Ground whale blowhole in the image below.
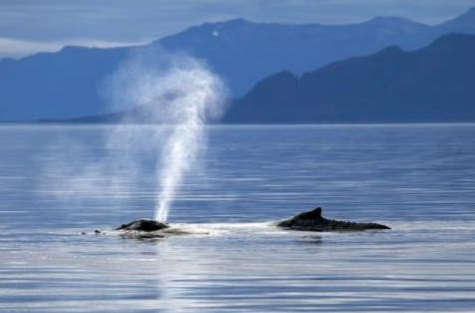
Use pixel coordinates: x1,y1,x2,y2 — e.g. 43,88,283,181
115,219,169,232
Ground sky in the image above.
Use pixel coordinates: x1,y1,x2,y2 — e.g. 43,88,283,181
1,0,475,58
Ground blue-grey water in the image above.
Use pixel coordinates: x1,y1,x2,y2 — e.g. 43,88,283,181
1,124,474,313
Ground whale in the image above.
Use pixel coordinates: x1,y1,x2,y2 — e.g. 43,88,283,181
115,219,169,232
113,218,194,238
276,207,390,231
108,207,390,238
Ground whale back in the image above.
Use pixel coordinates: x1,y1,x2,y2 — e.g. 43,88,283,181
276,207,390,231
116,219,169,232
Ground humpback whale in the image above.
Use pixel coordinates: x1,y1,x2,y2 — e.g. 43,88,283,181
277,207,390,231
114,219,193,238
115,219,169,232
108,208,389,238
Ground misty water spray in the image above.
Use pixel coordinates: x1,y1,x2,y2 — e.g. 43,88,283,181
152,65,225,221
42,48,226,224
110,50,226,222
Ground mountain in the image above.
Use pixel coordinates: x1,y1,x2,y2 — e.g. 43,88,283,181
155,17,430,96
437,6,475,33
223,33,475,123
2,6,475,120
0,47,128,120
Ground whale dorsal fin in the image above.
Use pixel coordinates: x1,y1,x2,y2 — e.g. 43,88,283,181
311,207,322,218
295,207,323,220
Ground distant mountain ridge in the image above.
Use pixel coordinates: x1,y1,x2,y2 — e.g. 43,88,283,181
53,33,475,124
222,33,475,123
2,6,475,120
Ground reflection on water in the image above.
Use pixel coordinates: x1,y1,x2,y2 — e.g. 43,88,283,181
0,124,475,312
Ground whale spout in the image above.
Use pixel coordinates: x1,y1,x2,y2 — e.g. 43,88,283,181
277,207,390,231
115,219,169,232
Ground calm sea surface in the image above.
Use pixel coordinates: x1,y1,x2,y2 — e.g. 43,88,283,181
0,124,474,312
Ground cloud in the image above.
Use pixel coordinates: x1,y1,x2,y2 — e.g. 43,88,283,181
0,37,149,59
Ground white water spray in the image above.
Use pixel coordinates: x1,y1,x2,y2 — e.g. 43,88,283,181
152,66,225,222
110,50,226,222
42,49,226,223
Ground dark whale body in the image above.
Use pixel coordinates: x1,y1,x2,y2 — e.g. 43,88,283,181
115,219,169,232
111,208,389,237
277,207,390,231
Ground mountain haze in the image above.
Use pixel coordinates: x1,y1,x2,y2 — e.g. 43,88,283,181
223,34,475,123
2,6,475,120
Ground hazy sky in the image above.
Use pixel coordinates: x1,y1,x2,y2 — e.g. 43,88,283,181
2,0,475,58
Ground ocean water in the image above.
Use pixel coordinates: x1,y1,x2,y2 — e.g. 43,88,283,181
0,124,474,313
